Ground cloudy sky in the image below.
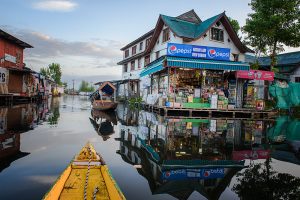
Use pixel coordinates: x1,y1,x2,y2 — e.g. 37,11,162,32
0,0,298,88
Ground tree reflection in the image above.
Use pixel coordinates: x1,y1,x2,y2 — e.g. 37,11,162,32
48,97,60,125
233,158,300,200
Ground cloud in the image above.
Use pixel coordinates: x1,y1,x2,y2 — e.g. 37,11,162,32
32,0,78,12
0,26,123,82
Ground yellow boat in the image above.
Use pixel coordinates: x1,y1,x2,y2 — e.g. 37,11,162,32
43,142,125,200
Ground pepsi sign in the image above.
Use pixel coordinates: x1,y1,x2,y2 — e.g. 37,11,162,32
167,43,230,61
162,168,225,181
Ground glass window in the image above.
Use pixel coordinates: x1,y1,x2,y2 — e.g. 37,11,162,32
132,45,137,55
131,61,135,71
211,27,224,42
123,64,128,72
139,42,143,51
162,28,170,42
155,51,160,59
295,77,300,82
144,55,150,66
125,49,129,58
146,37,152,48
138,58,142,69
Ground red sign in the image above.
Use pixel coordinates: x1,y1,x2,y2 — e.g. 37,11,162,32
236,70,274,81
232,150,271,160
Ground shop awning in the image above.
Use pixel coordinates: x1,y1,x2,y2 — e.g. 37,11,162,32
166,56,250,71
140,57,165,77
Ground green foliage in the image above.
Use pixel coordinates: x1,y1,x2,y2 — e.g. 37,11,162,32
243,0,300,69
228,17,240,35
233,158,300,200
79,80,94,92
40,63,62,85
128,97,143,109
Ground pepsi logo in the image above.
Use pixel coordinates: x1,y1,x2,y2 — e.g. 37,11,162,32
203,170,210,177
168,45,177,54
208,49,216,58
165,171,171,178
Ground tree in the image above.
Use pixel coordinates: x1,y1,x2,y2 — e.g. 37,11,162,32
243,0,300,71
48,63,62,85
233,158,300,200
228,17,240,35
79,80,94,92
39,63,63,85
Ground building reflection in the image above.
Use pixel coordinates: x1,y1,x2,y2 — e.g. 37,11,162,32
115,105,300,199
0,100,56,172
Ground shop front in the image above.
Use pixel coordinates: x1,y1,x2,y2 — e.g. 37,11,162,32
140,43,250,110
236,70,274,110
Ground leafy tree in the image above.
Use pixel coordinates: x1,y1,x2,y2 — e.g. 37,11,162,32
39,63,63,85
48,63,62,85
233,158,300,200
243,0,300,71
228,17,240,35
79,80,94,92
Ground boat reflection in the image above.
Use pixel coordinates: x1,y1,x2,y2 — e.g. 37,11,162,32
0,100,57,173
90,109,117,141
115,105,300,199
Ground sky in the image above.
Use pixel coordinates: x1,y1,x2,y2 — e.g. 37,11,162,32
0,0,298,89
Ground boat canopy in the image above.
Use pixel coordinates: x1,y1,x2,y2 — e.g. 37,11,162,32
98,81,116,96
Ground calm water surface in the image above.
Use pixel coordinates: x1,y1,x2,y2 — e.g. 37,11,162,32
0,96,299,200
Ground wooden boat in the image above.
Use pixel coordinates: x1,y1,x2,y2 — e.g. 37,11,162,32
92,100,118,111
92,82,118,111
43,142,125,200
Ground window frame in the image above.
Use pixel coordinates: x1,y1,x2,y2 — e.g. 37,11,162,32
295,77,300,82
123,64,128,72
210,27,224,42
125,49,129,58
162,28,170,43
132,45,137,55
139,42,143,51
146,37,152,48
138,58,142,69
130,60,135,71
144,55,150,67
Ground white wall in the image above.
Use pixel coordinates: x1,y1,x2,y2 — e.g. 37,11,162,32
289,65,300,82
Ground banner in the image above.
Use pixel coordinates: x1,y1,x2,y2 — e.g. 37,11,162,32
162,168,225,181
167,43,231,61
236,70,274,81
232,150,271,160
0,67,8,84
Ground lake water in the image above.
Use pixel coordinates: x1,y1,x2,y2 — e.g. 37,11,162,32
0,95,299,200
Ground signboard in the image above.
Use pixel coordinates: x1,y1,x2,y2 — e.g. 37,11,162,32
162,168,225,181
4,53,16,63
232,150,271,160
236,70,274,81
0,67,8,84
167,43,231,61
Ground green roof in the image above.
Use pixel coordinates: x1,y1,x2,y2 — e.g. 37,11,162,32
161,13,223,39
246,51,300,67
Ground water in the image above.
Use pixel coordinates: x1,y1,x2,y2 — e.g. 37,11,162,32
0,96,299,200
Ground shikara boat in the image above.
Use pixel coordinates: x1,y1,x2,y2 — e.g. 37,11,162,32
92,100,118,111
43,142,125,200
91,82,118,111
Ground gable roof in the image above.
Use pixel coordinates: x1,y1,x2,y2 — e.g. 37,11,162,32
176,9,202,24
145,12,252,54
0,29,33,48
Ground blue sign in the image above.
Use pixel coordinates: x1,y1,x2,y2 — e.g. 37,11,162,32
167,43,231,61
162,168,225,181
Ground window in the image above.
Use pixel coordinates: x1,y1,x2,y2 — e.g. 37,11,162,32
211,27,224,42
123,64,128,72
131,61,135,71
139,42,143,51
155,51,160,59
16,51,22,64
144,55,150,66
295,77,300,82
138,58,142,69
162,28,170,42
132,45,137,55
146,37,152,48
232,53,239,61
125,49,129,58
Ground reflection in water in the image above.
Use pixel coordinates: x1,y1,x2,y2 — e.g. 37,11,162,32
115,104,300,200
48,97,60,126
90,109,117,141
233,158,300,200
0,99,58,173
